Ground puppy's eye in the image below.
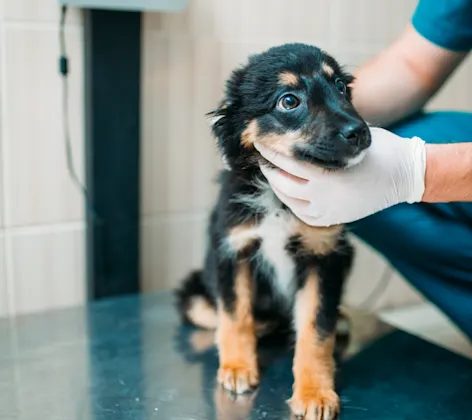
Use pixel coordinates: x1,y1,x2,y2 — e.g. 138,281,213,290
277,94,300,111
335,79,347,95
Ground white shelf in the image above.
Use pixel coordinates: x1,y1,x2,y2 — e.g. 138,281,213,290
59,0,189,12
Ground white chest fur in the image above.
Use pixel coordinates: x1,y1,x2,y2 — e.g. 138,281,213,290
256,210,297,299
225,185,298,301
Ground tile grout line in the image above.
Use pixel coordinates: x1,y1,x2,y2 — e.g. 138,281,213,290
2,19,83,31
0,19,15,317
0,17,5,317
0,13,86,317
6,220,86,236
1,212,210,235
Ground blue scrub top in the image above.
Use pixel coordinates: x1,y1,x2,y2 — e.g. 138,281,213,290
412,0,472,51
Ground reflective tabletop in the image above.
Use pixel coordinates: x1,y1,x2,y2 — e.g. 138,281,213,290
1,292,471,420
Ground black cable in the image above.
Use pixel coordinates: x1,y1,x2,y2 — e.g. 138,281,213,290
60,6,106,297
59,5,101,224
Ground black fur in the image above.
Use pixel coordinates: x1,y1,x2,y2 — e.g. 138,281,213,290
175,270,215,325
209,43,370,171
174,43,370,396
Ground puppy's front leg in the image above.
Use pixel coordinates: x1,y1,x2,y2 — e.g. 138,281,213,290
216,259,259,394
289,270,339,420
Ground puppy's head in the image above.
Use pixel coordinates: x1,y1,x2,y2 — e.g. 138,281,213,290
209,43,371,171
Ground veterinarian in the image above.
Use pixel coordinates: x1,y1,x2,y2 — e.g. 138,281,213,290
256,0,472,339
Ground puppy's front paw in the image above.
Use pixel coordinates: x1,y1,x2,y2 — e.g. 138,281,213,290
288,388,339,420
214,384,258,420
217,363,259,394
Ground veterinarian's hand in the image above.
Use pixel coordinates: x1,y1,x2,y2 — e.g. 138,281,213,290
255,127,427,226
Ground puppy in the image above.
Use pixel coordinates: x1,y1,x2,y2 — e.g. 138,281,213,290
175,43,371,420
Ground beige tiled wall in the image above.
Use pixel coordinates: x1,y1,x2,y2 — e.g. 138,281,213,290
140,0,472,311
1,1,471,318
0,1,85,316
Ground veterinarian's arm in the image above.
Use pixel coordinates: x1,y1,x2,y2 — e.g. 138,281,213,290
255,127,472,227
351,24,467,127
423,142,472,203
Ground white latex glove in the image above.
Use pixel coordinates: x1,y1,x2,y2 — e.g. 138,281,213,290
254,127,427,227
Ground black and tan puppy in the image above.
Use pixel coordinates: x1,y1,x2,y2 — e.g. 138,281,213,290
175,43,371,419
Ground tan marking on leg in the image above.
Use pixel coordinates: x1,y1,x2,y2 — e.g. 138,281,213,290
289,271,340,420
186,297,217,330
216,262,259,394
322,62,335,77
279,71,299,86
295,221,342,255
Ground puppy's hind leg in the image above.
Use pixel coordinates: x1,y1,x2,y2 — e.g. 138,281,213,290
216,259,259,394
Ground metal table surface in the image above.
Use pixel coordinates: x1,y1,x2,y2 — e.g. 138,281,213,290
1,292,471,420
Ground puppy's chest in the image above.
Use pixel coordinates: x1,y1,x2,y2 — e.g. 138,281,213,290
227,186,332,300
253,210,298,298
226,186,340,300
227,208,297,299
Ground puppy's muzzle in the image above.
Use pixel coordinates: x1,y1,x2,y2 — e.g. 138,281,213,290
337,121,371,151
293,120,371,169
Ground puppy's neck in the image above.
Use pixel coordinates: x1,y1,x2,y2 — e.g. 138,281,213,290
222,153,261,175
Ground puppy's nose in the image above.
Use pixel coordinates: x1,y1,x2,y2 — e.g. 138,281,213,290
338,122,369,147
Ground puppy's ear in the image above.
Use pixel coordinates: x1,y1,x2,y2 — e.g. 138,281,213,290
206,100,234,169
206,67,247,168
207,66,246,139
206,65,245,131
206,99,231,131
341,69,355,99
206,100,233,170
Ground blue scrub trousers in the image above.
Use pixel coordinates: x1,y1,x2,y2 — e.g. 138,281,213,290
352,111,472,339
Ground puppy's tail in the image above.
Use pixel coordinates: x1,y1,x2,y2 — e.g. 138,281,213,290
175,270,217,330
